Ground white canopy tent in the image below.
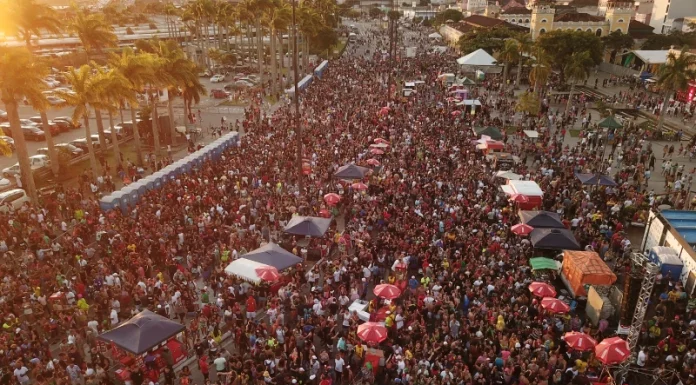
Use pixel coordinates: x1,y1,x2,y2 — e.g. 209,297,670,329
224,259,273,284
631,50,670,65
500,180,544,197
523,130,540,139
457,49,497,66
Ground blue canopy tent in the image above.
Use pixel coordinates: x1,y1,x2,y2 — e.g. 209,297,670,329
97,310,185,355
575,173,617,186
334,164,370,180
530,228,581,250
284,216,332,237
314,60,329,78
241,243,303,271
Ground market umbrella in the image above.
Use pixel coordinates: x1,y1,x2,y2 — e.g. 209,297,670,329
283,216,332,237
255,265,280,282
370,143,389,149
334,164,370,180
598,115,623,130
452,110,462,116
474,126,503,140
575,173,618,187
541,297,570,314
351,182,368,191
511,223,534,236
370,148,385,155
509,194,529,203
563,332,597,351
373,284,402,299
519,211,565,228
528,282,556,298
595,337,631,365
357,322,388,344
374,138,389,144
324,193,342,206
366,158,381,166
319,209,331,218
530,228,581,250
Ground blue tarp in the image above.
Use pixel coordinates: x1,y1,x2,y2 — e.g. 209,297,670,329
286,74,314,94
314,60,329,78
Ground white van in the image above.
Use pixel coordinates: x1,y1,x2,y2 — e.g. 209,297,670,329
349,32,357,43
0,189,29,213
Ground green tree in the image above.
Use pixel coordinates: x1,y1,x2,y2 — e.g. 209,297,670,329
515,91,541,116
655,48,696,132
601,30,634,64
0,47,50,203
536,30,602,80
69,10,118,60
564,50,593,115
514,33,533,87
529,47,551,95
497,39,519,88
1,0,62,49
368,7,383,19
642,31,696,50
433,9,463,25
457,28,516,55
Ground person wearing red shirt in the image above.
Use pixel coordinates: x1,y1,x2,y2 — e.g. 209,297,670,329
246,295,257,320
198,356,209,381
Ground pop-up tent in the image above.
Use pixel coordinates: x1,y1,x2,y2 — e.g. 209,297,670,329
334,164,370,180
598,115,623,130
241,242,303,271
97,310,185,355
530,257,561,271
284,216,332,237
474,126,503,140
224,258,267,283
575,173,618,186
561,250,617,297
456,49,497,67
530,228,581,250
519,211,564,228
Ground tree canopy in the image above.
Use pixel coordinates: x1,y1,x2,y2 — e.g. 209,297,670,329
457,28,517,55
641,30,696,50
433,9,463,26
536,30,602,79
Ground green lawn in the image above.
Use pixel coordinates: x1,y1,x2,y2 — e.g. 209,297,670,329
569,129,582,138
218,99,251,107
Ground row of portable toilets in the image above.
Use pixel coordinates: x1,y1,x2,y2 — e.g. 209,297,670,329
99,132,239,212
99,60,330,213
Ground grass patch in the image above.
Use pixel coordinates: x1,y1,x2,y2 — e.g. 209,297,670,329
569,129,582,138
218,100,250,107
330,40,347,59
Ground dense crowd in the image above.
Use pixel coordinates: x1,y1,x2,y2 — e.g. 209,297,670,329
1,19,696,385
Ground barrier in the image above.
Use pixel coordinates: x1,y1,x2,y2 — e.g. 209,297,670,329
314,60,329,79
99,131,240,212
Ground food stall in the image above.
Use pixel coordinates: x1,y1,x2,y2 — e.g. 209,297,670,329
97,310,187,382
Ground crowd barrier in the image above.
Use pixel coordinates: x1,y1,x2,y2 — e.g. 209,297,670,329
99,132,240,212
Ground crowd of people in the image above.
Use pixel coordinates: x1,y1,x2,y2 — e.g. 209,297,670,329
1,18,696,385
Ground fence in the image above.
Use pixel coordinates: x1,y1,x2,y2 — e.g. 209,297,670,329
598,62,640,77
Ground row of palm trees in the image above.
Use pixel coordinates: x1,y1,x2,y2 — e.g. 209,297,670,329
1,0,206,204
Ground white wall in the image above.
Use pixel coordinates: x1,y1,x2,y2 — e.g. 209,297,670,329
650,0,696,34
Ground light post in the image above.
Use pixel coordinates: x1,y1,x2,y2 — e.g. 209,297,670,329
291,0,303,191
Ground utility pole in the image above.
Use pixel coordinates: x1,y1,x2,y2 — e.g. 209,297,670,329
292,0,303,192
387,0,396,101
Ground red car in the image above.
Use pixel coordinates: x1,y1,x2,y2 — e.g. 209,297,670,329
210,89,231,99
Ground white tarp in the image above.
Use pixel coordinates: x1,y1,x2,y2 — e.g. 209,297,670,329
456,49,498,66
224,258,272,284
523,130,540,138
507,180,544,196
456,99,482,106
495,170,522,180
631,50,670,65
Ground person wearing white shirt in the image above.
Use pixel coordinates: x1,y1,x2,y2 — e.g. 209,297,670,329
637,348,646,367
14,364,30,385
110,309,119,327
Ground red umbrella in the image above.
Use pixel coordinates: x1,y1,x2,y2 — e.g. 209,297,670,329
366,158,381,166
373,284,402,299
255,265,280,282
351,182,368,191
511,223,534,236
541,297,570,314
451,110,462,116
595,337,631,365
374,138,390,144
529,282,556,298
370,148,385,155
379,107,390,116
319,209,331,218
563,332,597,351
509,194,529,203
324,193,341,206
357,322,388,343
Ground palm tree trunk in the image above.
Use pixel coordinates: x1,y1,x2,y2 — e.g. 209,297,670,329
515,59,523,87
270,27,278,95
119,103,125,125
502,63,508,89
256,19,264,89
278,32,285,87
151,92,162,157
303,37,310,76
656,91,674,132
565,81,576,117
83,115,100,180
129,105,144,166
94,109,108,152
40,110,59,177
167,93,177,144
6,101,38,203
108,109,122,168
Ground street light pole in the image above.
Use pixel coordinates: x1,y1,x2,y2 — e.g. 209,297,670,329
292,0,303,191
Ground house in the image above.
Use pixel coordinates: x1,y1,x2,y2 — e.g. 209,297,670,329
530,2,633,39
439,14,528,46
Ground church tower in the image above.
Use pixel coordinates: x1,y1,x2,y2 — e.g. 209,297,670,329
605,1,633,34
530,5,555,40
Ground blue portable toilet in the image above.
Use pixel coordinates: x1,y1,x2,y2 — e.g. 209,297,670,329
648,246,684,280
100,192,120,212
151,171,166,188
133,181,148,197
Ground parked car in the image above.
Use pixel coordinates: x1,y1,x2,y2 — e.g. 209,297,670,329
46,96,65,106
211,89,231,99
233,80,255,89
71,136,109,153
53,117,81,129
0,124,46,141
103,129,125,140
51,119,77,132
0,189,30,213
0,136,15,151
114,120,141,136
43,78,60,88
210,74,226,83
27,117,61,135
2,155,51,178
19,119,38,127
37,143,85,161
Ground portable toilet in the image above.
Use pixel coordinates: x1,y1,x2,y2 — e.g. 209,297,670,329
648,246,684,280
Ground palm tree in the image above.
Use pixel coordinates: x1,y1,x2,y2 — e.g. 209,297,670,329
514,33,533,87
497,39,519,88
55,64,105,179
0,47,50,203
298,5,322,74
263,0,291,95
183,78,207,127
101,69,137,169
5,0,61,50
564,50,593,116
239,0,256,66
69,10,118,61
655,48,696,132
529,47,551,96
108,48,159,166
251,0,272,88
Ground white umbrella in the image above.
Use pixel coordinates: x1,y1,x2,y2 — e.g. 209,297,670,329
495,170,522,180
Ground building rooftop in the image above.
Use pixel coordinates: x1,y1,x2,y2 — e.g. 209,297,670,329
457,14,528,30
502,6,532,14
628,19,655,39
553,12,605,22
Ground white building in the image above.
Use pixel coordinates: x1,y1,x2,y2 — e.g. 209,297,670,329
649,0,696,34
464,0,488,15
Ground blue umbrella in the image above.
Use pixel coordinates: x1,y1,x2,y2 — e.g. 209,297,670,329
575,173,617,186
